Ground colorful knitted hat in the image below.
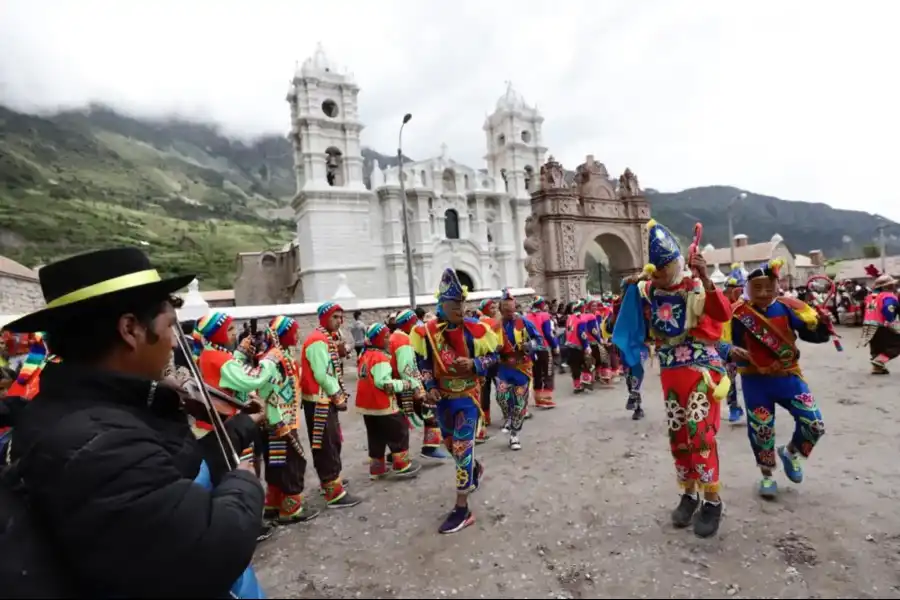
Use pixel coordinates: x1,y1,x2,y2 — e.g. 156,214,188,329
196,311,232,346
270,315,298,337
395,309,416,327
500,287,515,302
747,258,784,281
365,322,389,348
14,333,47,386
317,301,343,327
436,268,467,303
725,262,747,288
479,298,497,313
644,219,682,275
532,296,548,310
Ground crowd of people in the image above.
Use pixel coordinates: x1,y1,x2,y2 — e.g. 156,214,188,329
1,220,899,597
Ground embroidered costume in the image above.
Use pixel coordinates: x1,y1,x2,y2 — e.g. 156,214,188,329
299,302,360,508
258,316,321,523
614,219,732,538
564,301,592,393
607,297,646,420
357,323,423,480
524,296,558,408
476,299,502,432
496,288,541,450
584,300,612,385
391,310,451,461
730,259,830,498
410,268,499,534
722,264,747,424
859,268,900,374
196,312,279,466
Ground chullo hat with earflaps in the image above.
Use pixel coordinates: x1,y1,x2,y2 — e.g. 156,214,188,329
4,247,195,334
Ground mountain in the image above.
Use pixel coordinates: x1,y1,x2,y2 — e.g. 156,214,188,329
644,186,900,259
1,104,896,291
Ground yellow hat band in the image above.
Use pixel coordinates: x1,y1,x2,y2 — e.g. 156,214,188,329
46,269,162,309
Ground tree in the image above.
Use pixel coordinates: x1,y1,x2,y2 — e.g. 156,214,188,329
862,243,881,259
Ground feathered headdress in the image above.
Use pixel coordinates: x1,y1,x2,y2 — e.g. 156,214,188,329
747,257,784,280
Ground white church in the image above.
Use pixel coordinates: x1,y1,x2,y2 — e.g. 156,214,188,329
281,45,548,302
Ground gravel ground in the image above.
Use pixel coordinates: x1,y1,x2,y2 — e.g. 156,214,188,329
254,327,900,599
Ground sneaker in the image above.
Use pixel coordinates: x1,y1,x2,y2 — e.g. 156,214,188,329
420,446,452,461
632,407,645,420
475,432,491,445
509,434,522,451
391,460,422,480
728,405,744,424
573,387,583,395
257,521,278,542
671,493,700,528
693,501,723,538
524,411,533,420
279,506,320,524
327,492,362,509
501,421,511,434
778,445,804,483
626,396,636,411
758,477,778,499
439,506,475,534
319,478,351,495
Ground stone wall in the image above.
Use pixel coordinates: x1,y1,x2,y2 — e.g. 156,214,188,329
0,275,44,314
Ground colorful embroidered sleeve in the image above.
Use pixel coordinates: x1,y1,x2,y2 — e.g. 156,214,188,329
371,360,413,393
702,287,732,323
419,338,437,392
714,341,733,362
395,344,423,387
465,320,499,376
541,317,558,350
577,320,590,350
778,298,830,344
218,359,279,404
587,317,603,344
304,340,341,397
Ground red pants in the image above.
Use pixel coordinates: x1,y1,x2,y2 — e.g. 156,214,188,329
660,366,723,493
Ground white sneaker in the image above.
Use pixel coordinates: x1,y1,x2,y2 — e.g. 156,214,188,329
509,434,521,451
501,421,511,434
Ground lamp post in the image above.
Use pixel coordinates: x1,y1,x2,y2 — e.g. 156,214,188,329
728,191,748,265
397,113,416,308
876,222,888,274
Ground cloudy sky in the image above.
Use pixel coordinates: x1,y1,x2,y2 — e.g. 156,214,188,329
2,0,899,220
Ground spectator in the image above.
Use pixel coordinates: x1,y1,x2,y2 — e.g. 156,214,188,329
350,311,367,359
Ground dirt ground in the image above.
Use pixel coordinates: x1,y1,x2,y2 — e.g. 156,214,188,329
254,327,900,599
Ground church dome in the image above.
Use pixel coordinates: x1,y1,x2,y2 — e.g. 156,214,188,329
496,82,530,112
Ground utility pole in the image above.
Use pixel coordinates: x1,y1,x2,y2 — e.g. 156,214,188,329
397,113,416,308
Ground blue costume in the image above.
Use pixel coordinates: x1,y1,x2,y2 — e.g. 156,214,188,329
730,259,830,498
495,288,541,448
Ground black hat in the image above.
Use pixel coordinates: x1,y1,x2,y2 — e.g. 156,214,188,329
4,247,195,333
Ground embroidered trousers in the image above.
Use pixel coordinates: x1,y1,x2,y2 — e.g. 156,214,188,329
625,365,644,405
496,372,530,433
436,396,482,494
591,344,611,382
661,366,723,493
302,401,346,502
742,374,825,469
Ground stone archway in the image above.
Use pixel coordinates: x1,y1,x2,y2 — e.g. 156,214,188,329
524,155,650,302
582,231,636,294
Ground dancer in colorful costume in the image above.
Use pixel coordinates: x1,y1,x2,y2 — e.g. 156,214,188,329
391,309,451,460
859,266,900,374
495,288,541,450
525,296,558,409
606,295,647,420
477,298,502,428
300,302,361,508
410,268,499,534
357,322,423,480
564,301,592,393
196,312,278,466
5,332,50,400
722,264,747,423
260,316,321,523
613,219,732,538
728,259,830,498
584,300,612,385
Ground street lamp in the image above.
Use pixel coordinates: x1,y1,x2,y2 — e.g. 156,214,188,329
728,191,748,265
397,113,416,308
876,221,888,274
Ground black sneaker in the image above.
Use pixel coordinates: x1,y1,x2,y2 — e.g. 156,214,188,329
439,506,475,534
671,493,699,528
327,492,362,509
632,407,645,420
693,501,723,538
626,397,636,411
257,521,278,542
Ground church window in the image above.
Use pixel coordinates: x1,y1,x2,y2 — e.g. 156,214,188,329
464,174,470,190
442,168,457,193
521,130,531,143
420,170,427,186
444,209,460,239
325,147,344,186
524,165,534,193
497,133,506,146
321,99,339,118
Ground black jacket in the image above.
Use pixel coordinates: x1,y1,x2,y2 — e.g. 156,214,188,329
10,361,265,598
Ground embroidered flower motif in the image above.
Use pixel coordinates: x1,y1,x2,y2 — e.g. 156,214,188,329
451,439,472,458
755,425,775,444
675,465,689,481
809,419,826,437
757,449,777,467
675,345,692,363
456,466,470,488
698,465,716,483
686,391,710,422
666,397,686,431
752,406,773,424
657,303,674,322
795,392,816,408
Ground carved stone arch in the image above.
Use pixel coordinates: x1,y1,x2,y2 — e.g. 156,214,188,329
577,226,642,293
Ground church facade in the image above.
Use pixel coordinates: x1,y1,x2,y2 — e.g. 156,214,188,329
234,45,547,304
